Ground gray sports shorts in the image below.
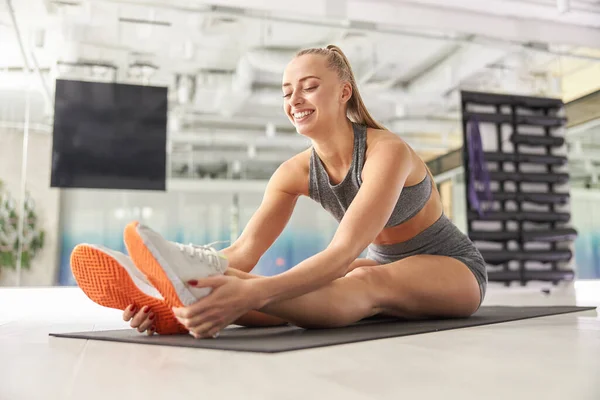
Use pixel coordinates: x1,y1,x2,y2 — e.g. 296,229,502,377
366,213,488,306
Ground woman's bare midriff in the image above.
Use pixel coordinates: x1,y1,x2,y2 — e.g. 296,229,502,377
371,177,444,245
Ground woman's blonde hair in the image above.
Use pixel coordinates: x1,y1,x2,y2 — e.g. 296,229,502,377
295,45,385,130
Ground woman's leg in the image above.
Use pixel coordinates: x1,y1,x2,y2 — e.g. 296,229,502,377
226,258,379,327
228,255,481,329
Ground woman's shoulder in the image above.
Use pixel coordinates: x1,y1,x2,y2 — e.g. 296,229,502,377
271,149,311,197
364,127,411,154
365,126,403,141
286,147,312,173
364,127,426,181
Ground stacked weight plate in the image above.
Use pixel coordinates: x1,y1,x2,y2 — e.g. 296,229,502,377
461,91,577,286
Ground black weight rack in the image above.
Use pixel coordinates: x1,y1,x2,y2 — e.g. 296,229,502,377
461,90,577,286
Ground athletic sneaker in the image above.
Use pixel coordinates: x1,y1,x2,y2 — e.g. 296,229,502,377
123,221,229,308
70,244,188,334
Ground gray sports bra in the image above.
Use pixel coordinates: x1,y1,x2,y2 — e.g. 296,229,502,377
308,123,432,228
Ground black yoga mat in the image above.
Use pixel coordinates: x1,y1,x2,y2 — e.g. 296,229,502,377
50,306,595,353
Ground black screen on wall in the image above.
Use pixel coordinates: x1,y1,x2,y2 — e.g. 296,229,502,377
51,79,167,191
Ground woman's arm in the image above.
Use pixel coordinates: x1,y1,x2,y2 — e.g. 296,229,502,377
220,154,308,272
253,139,414,306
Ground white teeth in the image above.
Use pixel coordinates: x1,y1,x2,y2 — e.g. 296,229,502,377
293,110,313,119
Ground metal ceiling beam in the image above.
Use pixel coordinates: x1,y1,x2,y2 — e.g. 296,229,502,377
349,0,600,48
404,44,510,97
90,0,600,61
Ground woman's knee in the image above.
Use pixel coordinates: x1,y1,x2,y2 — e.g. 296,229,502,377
345,259,380,275
345,264,386,281
295,268,387,329
344,266,392,305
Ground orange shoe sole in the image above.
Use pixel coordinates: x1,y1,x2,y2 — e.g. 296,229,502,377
123,221,186,309
70,244,187,335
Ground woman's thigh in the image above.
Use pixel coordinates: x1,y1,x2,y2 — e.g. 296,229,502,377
348,254,482,319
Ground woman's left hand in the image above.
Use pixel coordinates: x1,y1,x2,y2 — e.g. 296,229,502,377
172,276,263,339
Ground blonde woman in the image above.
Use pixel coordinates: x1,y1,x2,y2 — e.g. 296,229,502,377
75,45,487,338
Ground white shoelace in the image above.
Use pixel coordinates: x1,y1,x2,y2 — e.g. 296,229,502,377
175,241,229,273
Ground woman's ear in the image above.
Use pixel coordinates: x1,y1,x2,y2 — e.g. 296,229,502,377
340,81,352,104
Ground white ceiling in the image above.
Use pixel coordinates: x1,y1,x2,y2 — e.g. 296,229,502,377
1,0,600,178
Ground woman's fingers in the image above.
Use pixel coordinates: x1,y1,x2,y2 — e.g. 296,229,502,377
177,310,223,331
130,305,151,329
189,321,216,339
172,304,226,339
137,311,155,333
122,304,155,334
207,326,221,339
122,304,137,321
187,313,226,338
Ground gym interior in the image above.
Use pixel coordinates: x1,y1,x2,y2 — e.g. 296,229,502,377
1,1,599,399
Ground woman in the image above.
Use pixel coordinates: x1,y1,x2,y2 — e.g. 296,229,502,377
123,45,487,338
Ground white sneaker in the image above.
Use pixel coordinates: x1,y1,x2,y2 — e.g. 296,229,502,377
70,243,188,334
123,221,229,307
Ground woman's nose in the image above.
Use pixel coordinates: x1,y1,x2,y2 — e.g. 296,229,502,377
290,90,303,105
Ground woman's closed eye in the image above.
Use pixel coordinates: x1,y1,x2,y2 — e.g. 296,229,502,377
282,86,318,98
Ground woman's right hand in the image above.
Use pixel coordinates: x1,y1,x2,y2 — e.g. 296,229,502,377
123,304,156,335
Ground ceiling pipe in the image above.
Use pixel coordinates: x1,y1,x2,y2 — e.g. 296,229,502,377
90,0,600,62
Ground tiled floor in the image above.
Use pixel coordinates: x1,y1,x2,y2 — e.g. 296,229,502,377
1,281,599,400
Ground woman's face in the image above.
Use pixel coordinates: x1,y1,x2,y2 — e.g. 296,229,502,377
282,54,351,136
